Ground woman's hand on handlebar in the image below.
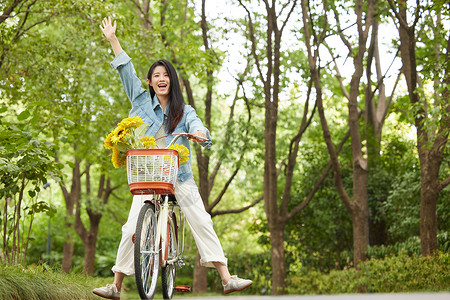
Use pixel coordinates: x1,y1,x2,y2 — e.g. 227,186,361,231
190,131,207,143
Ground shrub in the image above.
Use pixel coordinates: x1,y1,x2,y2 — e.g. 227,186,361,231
367,233,450,259
288,251,450,294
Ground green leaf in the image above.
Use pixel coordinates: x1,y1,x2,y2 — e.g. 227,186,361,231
32,100,48,106
28,190,36,197
115,141,131,152
30,139,41,147
18,110,31,121
134,123,149,140
63,118,75,126
66,161,75,168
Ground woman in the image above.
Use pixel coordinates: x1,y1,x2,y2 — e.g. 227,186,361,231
93,17,252,300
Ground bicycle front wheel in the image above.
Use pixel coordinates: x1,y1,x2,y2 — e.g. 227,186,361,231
161,212,177,299
134,202,159,299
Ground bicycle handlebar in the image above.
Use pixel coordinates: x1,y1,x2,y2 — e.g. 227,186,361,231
155,133,211,148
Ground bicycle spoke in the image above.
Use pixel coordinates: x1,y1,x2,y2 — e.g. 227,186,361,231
134,203,159,299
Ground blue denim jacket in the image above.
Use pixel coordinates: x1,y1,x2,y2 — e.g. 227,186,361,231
111,51,212,183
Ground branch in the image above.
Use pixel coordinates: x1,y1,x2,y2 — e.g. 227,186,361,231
237,0,265,83
280,0,297,34
55,151,70,205
280,78,316,214
412,0,422,29
433,33,450,153
123,0,143,22
384,70,401,120
209,57,252,194
332,5,352,54
0,0,23,24
387,0,409,30
211,195,263,217
324,41,350,100
438,176,450,192
287,130,351,220
208,166,240,212
183,78,195,108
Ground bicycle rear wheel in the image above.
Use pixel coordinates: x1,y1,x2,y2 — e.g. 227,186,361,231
134,202,159,299
161,213,177,299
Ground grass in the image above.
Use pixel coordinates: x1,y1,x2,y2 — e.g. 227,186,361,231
5,252,448,299
0,264,222,300
0,263,111,300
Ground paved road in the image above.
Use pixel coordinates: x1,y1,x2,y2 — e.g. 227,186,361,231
182,293,450,300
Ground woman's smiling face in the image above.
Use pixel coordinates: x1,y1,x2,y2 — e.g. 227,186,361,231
149,65,170,98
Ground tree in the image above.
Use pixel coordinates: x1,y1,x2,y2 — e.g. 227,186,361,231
0,0,126,273
53,14,128,273
0,113,61,265
236,0,344,294
387,0,450,255
302,0,378,267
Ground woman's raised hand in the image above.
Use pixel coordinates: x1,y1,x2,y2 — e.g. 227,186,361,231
100,16,116,41
99,16,123,56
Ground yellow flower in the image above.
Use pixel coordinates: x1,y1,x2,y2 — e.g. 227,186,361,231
104,131,115,149
139,136,156,149
110,126,130,144
168,144,189,163
118,116,144,129
111,146,127,168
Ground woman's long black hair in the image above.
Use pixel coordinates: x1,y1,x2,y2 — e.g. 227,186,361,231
147,60,185,134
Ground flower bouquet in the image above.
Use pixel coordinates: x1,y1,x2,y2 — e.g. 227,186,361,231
104,116,189,167
104,116,189,195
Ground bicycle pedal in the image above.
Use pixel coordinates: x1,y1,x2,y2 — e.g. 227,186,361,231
175,285,191,292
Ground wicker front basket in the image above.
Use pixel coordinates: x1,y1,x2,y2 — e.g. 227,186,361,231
126,149,179,195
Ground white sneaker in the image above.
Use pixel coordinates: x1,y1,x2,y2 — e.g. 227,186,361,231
223,275,253,294
92,283,120,300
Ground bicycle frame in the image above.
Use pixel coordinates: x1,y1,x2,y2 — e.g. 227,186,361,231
152,194,185,268
133,132,209,299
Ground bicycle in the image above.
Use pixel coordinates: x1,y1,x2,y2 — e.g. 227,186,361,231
126,133,207,299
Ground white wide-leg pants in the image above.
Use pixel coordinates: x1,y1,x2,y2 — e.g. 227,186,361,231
112,177,227,276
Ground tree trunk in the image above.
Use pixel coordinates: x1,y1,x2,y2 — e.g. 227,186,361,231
365,19,389,246
270,224,286,295
75,166,111,275
388,0,450,255
193,251,208,293
61,197,75,273
419,153,440,255
61,164,80,273
61,238,74,273
59,146,81,273
345,0,373,266
83,230,99,275
352,195,369,266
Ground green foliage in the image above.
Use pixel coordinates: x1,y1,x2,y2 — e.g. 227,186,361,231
288,252,450,294
0,0,448,293
367,232,450,259
0,109,63,264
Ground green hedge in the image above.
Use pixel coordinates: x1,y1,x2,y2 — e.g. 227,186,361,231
288,251,450,294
